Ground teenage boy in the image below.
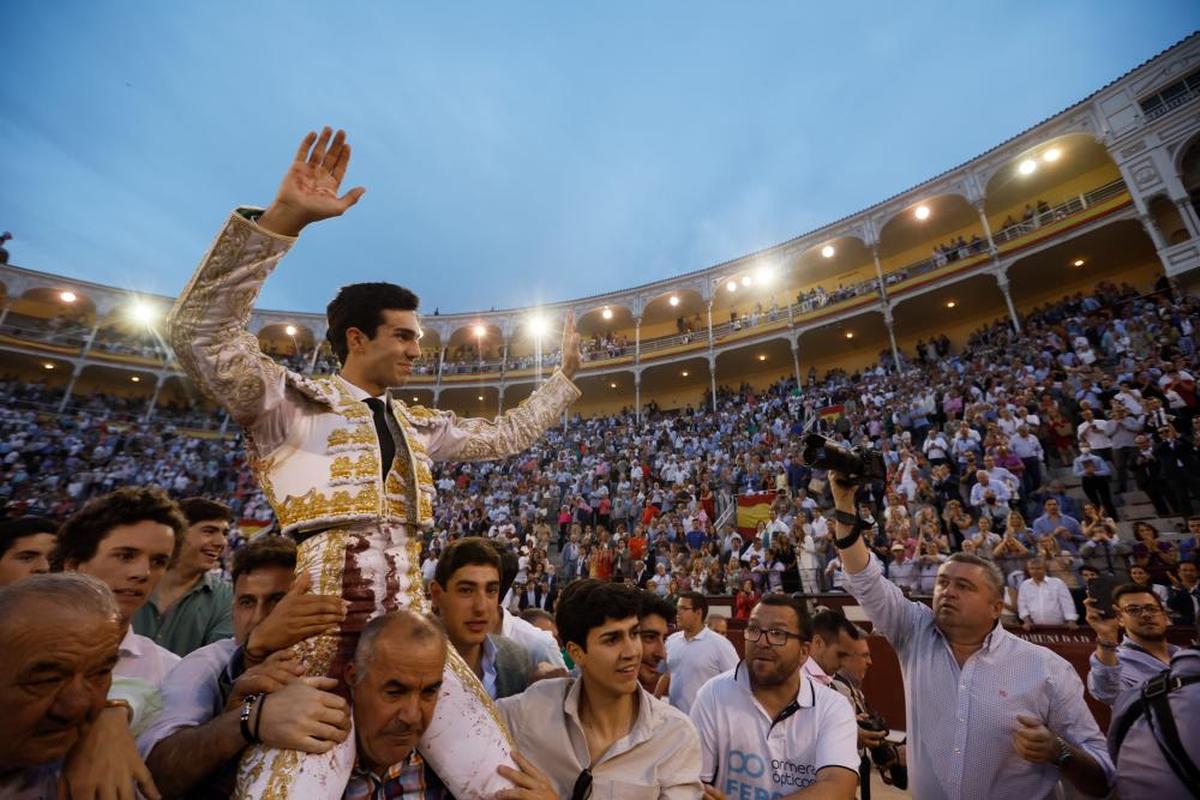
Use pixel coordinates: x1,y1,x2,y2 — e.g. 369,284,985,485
499,579,703,797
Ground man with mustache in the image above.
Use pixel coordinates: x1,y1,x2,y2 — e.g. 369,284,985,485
168,126,581,798
134,497,234,658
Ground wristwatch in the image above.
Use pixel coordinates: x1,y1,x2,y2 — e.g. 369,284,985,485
1052,736,1072,767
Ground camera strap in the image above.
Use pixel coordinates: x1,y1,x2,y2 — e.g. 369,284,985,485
833,510,868,549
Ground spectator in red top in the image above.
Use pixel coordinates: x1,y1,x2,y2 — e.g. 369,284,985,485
628,526,647,561
733,579,760,621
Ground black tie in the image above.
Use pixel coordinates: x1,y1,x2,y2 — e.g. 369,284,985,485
363,398,396,481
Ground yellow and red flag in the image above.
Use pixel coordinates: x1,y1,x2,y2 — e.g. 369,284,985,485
736,491,776,536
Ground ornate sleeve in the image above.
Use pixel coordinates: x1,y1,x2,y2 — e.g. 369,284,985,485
166,210,297,445
409,370,581,462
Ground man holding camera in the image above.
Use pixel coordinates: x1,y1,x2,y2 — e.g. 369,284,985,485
1083,584,1179,706
826,465,1114,799
830,629,907,800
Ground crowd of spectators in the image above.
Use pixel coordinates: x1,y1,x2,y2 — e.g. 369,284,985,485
3,281,1199,624
2,278,1199,799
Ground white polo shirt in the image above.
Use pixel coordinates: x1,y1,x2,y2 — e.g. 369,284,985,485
689,664,859,798
664,627,740,714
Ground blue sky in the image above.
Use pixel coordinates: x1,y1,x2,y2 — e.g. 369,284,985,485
2,2,1197,315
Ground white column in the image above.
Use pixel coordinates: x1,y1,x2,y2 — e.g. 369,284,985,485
708,354,717,411
996,273,1021,333
790,337,801,386
1139,213,1168,251
144,374,166,421
975,201,998,254
706,301,714,345
0,297,11,330
871,244,889,301
635,372,642,427
1174,197,1200,241
80,319,102,358
497,385,504,416
58,363,83,413
883,308,901,372
634,316,641,365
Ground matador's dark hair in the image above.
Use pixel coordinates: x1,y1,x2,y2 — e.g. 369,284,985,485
326,282,419,365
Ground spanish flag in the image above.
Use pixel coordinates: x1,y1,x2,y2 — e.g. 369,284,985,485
819,404,845,423
237,517,276,540
737,491,776,536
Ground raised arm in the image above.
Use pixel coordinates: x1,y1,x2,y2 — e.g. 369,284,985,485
831,471,928,650
167,128,365,437
413,322,582,462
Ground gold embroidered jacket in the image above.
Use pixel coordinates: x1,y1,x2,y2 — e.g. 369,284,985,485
167,210,581,536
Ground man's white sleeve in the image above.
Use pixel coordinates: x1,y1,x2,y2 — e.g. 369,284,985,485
688,682,720,783
816,691,862,774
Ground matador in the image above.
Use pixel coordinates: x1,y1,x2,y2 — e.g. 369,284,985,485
167,127,581,798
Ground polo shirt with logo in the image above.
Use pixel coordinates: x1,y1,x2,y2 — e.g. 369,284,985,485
689,663,859,799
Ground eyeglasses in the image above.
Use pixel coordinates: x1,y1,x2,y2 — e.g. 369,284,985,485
1118,604,1164,618
744,623,805,647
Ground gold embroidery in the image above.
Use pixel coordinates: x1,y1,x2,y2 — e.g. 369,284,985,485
165,213,293,426
329,452,380,484
444,645,515,748
274,486,380,531
402,403,439,422
327,425,375,450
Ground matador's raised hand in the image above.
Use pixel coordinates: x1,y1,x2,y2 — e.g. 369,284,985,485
258,127,367,237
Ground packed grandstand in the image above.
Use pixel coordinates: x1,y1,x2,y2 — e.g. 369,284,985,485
2,34,1200,621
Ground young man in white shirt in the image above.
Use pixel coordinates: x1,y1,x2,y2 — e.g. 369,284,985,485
690,593,859,799
498,579,703,797
56,487,185,699
659,591,740,714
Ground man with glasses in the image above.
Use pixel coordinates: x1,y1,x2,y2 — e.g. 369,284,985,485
689,593,859,800
658,591,739,714
1084,583,1180,705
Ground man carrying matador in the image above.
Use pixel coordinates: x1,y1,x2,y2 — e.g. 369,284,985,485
168,126,581,798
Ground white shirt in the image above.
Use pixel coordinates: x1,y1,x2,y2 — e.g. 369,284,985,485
137,638,237,758
112,626,181,734
689,665,859,797
664,627,740,714
1077,420,1112,450
500,607,566,669
1017,577,1078,625
499,678,703,797
116,626,180,686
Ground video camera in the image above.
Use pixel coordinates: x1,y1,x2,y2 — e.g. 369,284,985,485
800,433,886,486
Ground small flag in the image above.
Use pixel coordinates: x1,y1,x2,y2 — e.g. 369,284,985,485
818,404,845,423
736,491,776,536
